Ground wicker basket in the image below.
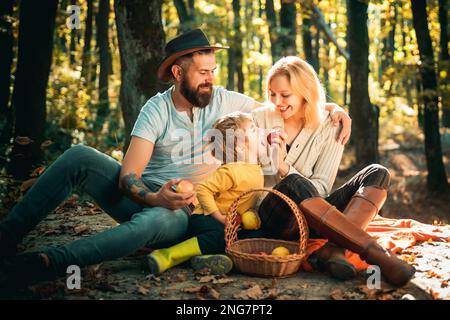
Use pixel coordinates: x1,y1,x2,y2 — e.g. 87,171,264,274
225,188,309,277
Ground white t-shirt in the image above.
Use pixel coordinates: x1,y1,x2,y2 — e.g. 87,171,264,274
131,86,254,186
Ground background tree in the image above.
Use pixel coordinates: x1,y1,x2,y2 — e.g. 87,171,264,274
347,0,378,166
174,0,196,32
81,0,94,85
114,0,166,151
411,0,448,192
0,0,15,156
7,0,58,179
227,0,244,92
439,0,449,128
95,0,112,129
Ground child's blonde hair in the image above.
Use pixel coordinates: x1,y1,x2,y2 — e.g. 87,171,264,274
266,56,325,129
209,111,253,162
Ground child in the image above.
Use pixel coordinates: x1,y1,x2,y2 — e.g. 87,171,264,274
144,112,265,275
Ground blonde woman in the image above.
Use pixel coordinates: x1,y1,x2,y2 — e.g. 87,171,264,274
255,56,415,286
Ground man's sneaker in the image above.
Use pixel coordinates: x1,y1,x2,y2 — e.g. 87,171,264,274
190,255,233,275
1,252,55,289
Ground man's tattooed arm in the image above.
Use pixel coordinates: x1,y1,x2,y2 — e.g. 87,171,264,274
120,173,156,206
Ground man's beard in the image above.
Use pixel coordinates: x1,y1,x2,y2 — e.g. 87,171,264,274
180,76,212,108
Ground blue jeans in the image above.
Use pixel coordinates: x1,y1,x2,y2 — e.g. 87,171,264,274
0,145,189,275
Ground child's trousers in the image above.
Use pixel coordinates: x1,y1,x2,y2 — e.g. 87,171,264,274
187,214,264,254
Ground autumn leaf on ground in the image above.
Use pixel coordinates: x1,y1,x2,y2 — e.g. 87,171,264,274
330,289,345,300
20,178,37,193
198,275,217,283
233,285,263,300
212,277,234,285
441,280,448,288
15,136,34,145
183,286,202,293
41,140,54,149
73,224,90,235
400,252,417,263
430,289,441,300
137,285,149,295
30,166,46,177
425,271,442,279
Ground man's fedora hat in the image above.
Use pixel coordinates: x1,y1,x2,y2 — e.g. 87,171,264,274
157,29,229,82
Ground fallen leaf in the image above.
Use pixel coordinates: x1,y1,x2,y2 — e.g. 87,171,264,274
213,278,234,285
430,289,441,300
73,224,90,235
198,275,216,283
174,273,187,282
15,136,34,145
182,286,202,293
41,140,53,149
30,166,46,177
233,285,263,300
208,287,220,299
20,178,37,193
441,280,448,288
425,271,442,279
137,285,149,295
330,289,345,300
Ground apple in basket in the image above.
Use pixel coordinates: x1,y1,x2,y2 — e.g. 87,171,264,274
271,246,291,256
241,210,261,230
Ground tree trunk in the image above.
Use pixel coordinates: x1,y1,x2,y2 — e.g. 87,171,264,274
0,0,15,165
114,0,166,151
347,0,378,167
81,0,94,83
301,7,314,67
174,0,195,32
265,0,280,62
96,0,111,128
411,0,448,192
226,41,235,90
313,24,320,72
439,0,450,127
69,0,77,66
279,0,297,57
380,3,397,86
233,0,244,93
7,0,58,179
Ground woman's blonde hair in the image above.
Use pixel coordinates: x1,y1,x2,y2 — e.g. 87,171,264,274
209,111,253,162
266,56,326,129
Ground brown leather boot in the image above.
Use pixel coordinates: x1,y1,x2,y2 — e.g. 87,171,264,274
299,197,415,286
345,186,387,229
317,186,388,280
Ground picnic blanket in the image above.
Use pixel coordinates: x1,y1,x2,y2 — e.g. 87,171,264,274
302,215,450,272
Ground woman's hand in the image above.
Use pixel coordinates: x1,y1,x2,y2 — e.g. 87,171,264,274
326,103,352,145
153,179,196,210
268,130,290,177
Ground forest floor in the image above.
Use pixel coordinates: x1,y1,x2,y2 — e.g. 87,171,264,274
1,134,449,301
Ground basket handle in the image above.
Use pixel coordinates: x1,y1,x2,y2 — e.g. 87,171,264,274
224,188,309,255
